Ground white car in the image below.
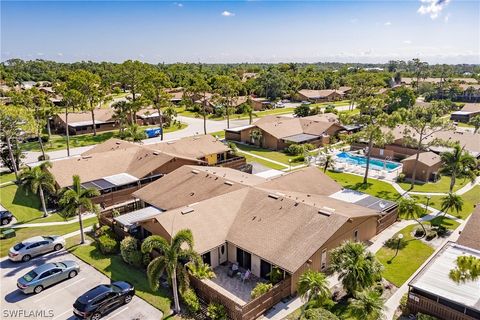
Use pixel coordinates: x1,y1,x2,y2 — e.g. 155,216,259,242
9,236,66,262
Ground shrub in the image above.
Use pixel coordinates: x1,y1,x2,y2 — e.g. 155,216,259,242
38,154,50,161
293,155,305,163
180,288,200,314
294,104,311,117
250,282,273,299
414,228,425,238
373,281,384,295
303,308,339,320
187,260,216,279
398,293,410,315
120,236,143,267
425,231,437,241
97,234,118,254
397,173,406,182
416,313,440,320
432,225,448,237
285,144,304,156
268,267,283,284
95,225,112,238
207,302,227,320
384,236,408,250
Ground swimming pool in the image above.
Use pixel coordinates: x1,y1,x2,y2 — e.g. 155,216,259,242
336,152,401,172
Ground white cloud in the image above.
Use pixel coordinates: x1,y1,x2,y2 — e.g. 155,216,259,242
221,11,235,17
173,2,183,7
384,21,392,26
418,0,451,19
403,40,412,44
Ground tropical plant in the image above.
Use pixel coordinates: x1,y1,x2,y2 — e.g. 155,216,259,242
19,161,56,217
440,144,477,193
250,128,263,146
320,154,335,172
112,101,130,137
58,175,100,244
141,230,198,313
440,193,464,217
187,260,216,279
180,288,200,314
397,198,426,237
123,124,147,142
267,266,284,284
449,255,480,283
251,282,273,299
297,270,331,318
329,241,383,296
347,289,385,320
469,114,480,133
302,308,339,320
207,302,227,320
60,88,86,157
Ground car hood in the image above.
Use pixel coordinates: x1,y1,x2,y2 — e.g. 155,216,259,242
61,260,79,269
112,281,133,291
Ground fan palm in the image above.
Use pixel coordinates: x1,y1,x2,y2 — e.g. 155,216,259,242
141,230,198,314
58,175,100,244
20,161,56,217
440,144,477,193
187,260,216,280
440,193,464,217
397,198,426,238
329,241,383,296
347,289,385,320
297,270,331,319
449,255,480,283
320,154,335,172
123,124,147,142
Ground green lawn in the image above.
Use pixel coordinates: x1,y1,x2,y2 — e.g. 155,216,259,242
0,184,67,224
398,175,471,193
376,224,435,287
0,172,16,185
0,217,97,257
20,124,187,152
209,130,225,139
411,185,480,220
67,236,172,316
310,100,351,108
427,216,460,230
233,143,298,165
324,170,401,201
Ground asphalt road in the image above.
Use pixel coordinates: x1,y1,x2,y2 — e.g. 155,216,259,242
0,249,163,320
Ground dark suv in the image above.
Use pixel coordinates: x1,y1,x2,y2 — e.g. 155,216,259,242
0,210,13,225
73,281,134,320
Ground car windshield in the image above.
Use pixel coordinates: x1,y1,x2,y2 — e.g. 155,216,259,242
73,300,87,312
23,270,38,282
13,243,25,251
42,236,54,241
112,284,122,293
55,262,67,268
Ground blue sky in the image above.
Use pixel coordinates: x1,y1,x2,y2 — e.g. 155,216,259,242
1,0,479,64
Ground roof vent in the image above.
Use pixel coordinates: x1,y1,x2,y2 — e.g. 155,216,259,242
115,141,121,145
318,206,335,217
181,208,194,215
191,169,199,174
268,194,279,199
153,151,159,155
224,181,234,186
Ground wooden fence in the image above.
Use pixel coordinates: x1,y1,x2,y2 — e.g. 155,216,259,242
190,275,291,320
408,292,478,320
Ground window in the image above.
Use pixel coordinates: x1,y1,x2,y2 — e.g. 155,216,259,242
39,271,53,279
202,252,211,266
236,248,251,270
260,260,272,280
354,230,359,242
321,249,327,269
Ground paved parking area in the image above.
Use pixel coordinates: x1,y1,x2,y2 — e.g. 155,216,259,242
1,249,163,320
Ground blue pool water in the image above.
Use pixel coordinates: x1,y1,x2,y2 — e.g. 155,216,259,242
336,152,401,172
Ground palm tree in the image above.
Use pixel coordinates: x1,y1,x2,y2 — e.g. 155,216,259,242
20,162,56,217
123,124,147,142
329,241,383,296
440,193,464,217
112,101,130,137
348,289,385,320
449,255,480,283
397,198,426,238
249,129,263,146
187,260,216,280
440,144,477,193
469,114,480,133
141,230,198,314
58,175,100,244
297,270,331,319
320,154,335,172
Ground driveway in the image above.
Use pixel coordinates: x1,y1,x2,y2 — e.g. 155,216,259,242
0,249,163,320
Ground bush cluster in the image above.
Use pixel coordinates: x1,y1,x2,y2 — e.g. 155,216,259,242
97,234,118,254
207,302,227,320
120,236,143,267
285,143,314,156
250,282,273,299
303,308,339,320
180,288,200,314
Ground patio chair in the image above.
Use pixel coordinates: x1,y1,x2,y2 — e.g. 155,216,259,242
242,270,252,283
227,263,239,278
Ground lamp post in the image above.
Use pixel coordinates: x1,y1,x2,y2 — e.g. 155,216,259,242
289,159,292,171
389,233,404,263
425,195,431,215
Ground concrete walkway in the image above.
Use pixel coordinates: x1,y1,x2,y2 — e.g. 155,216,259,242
6,213,97,229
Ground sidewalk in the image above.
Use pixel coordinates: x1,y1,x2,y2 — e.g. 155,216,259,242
6,213,97,229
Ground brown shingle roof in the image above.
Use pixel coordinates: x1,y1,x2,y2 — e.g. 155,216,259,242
401,152,442,167
457,206,480,250
132,165,264,210
460,103,480,113
147,135,230,159
298,89,343,99
57,108,115,124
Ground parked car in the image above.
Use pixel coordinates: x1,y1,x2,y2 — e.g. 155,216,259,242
73,281,135,320
8,235,66,262
17,261,80,294
0,210,13,225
